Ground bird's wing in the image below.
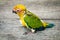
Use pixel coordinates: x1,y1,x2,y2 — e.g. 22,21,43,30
24,11,43,29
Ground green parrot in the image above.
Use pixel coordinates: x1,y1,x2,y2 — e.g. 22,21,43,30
12,4,54,33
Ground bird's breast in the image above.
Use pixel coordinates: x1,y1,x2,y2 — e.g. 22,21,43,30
20,17,26,27
17,12,26,27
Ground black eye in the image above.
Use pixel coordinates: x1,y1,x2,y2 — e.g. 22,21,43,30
17,9,20,11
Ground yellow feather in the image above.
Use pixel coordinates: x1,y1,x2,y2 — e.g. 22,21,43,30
17,12,26,27
13,4,26,27
13,4,26,11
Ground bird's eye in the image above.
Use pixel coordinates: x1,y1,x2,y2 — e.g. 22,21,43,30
17,9,20,11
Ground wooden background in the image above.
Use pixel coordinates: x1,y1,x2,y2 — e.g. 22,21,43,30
0,0,60,40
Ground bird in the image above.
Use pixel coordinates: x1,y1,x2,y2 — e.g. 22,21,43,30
12,4,54,33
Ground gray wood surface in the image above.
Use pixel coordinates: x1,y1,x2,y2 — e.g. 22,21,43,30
0,0,60,40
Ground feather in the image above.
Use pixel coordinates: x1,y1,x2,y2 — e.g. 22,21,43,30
46,23,55,28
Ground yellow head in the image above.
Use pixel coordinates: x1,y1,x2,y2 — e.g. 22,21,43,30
12,4,26,14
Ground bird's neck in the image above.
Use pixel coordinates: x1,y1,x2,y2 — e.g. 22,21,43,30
17,11,25,19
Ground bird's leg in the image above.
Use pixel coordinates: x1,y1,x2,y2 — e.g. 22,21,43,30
31,29,35,33
24,29,36,34
23,29,36,35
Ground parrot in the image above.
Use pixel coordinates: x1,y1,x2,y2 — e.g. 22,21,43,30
12,4,54,33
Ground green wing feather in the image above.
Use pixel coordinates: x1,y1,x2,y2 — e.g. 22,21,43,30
24,10,43,29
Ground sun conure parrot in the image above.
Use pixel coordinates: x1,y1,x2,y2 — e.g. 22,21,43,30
12,4,54,33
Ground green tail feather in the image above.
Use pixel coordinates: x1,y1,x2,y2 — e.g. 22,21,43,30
46,23,55,28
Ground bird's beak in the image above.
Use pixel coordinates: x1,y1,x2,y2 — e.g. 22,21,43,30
12,10,17,14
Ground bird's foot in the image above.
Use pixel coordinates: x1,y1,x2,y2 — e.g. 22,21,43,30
23,31,32,35
23,29,36,35
31,29,36,33
23,32,28,35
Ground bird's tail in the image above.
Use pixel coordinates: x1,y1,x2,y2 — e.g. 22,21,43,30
46,23,55,28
